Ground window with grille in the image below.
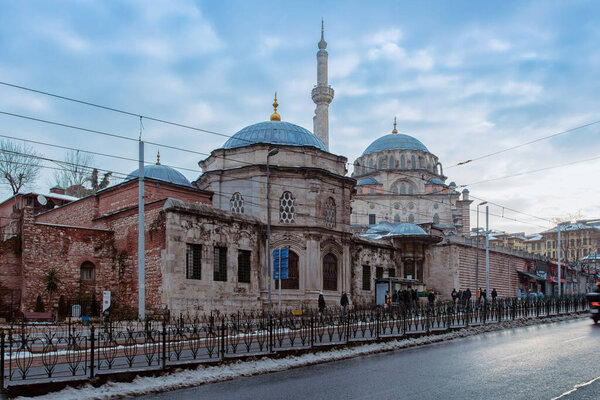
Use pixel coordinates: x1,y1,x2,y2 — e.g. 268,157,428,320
323,253,337,291
276,250,299,289
80,262,95,281
279,191,296,223
230,192,244,214
186,244,202,280
213,247,227,281
362,265,371,290
389,268,396,277
325,197,336,228
375,266,383,279
394,214,400,222
433,213,439,224
237,250,251,283
408,214,415,223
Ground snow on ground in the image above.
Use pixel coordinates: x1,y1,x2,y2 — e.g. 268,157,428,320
17,314,585,400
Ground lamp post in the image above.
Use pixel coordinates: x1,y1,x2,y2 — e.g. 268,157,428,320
266,148,279,321
485,205,490,298
475,201,487,291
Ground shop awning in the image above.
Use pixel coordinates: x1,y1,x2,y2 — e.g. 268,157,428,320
518,270,546,281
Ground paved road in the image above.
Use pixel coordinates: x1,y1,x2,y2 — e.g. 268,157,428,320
141,317,600,400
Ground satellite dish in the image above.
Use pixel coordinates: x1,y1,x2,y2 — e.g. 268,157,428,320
37,194,47,206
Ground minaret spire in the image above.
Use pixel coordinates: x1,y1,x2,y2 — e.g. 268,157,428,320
270,92,281,121
312,20,334,150
392,117,398,134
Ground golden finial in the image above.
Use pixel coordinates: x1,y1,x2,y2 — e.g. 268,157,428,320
156,150,161,165
270,92,281,121
392,117,398,134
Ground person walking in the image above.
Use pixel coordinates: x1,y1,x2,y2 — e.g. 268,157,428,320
318,292,325,315
428,290,436,309
340,292,349,316
465,288,472,309
411,287,418,309
451,288,458,305
491,288,498,305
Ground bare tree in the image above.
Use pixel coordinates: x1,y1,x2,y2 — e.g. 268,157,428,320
0,139,42,195
52,150,94,191
88,168,112,193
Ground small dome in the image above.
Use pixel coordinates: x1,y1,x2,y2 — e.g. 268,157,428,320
222,121,327,152
462,188,469,193
386,223,427,237
366,221,396,234
126,164,192,187
426,178,446,185
362,133,429,156
449,181,457,188
357,177,381,186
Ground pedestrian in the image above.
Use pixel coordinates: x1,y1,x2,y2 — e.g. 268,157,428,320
465,288,472,308
481,288,487,304
451,288,458,305
411,287,418,309
384,290,391,309
491,288,497,304
318,292,325,315
340,292,349,316
428,290,435,308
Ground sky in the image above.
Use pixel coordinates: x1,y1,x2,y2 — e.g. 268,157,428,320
0,0,598,234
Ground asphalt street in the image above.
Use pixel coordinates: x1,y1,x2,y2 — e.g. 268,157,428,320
140,316,600,400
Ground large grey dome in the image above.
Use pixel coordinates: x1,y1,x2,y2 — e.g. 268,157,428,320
126,164,192,187
362,133,429,156
222,121,327,152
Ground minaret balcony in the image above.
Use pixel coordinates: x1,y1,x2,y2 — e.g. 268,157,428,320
311,86,334,103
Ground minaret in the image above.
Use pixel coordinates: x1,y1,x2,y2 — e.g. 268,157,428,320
312,20,334,150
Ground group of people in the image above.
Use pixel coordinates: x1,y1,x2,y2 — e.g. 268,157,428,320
451,287,498,308
317,291,351,316
384,287,420,309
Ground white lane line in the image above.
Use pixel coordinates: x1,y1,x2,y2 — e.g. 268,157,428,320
551,375,600,400
563,336,586,343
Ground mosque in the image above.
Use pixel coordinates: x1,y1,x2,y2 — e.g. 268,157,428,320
2,27,541,317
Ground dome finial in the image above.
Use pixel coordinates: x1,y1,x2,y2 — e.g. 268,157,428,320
270,92,281,121
392,117,398,134
156,150,161,165
318,19,327,50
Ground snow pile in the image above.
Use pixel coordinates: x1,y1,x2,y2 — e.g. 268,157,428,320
18,314,584,400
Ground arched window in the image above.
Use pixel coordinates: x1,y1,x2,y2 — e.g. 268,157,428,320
400,183,406,194
355,162,360,175
369,188,375,195
80,261,95,281
408,186,414,195
280,192,296,223
323,253,337,291
392,185,398,195
389,155,395,169
433,188,438,194
369,159,374,172
325,197,336,228
433,213,440,224
230,192,244,214
394,214,401,222
378,158,386,170
408,214,415,223
400,155,406,169
393,203,400,210
411,155,416,169
278,250,299,290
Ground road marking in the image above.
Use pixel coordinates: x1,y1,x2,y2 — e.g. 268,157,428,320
563,336,586,343
551,375,600,399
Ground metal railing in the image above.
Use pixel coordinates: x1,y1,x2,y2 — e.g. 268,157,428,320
0,295,588,390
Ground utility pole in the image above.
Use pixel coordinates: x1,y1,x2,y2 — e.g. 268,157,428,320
138,140,145,320
558,224,562,296
485,205,490,298
476,201,487,291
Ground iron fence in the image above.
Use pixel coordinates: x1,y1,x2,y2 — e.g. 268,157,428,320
0,295,588,390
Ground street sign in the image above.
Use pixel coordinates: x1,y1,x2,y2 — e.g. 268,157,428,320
103,291,111,312
273,248,289,280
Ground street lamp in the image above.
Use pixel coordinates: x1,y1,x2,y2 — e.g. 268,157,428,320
266,148,279,321
475,201,487,291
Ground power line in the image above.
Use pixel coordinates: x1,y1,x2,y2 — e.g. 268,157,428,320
446,119,600,169
459,154,600,187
